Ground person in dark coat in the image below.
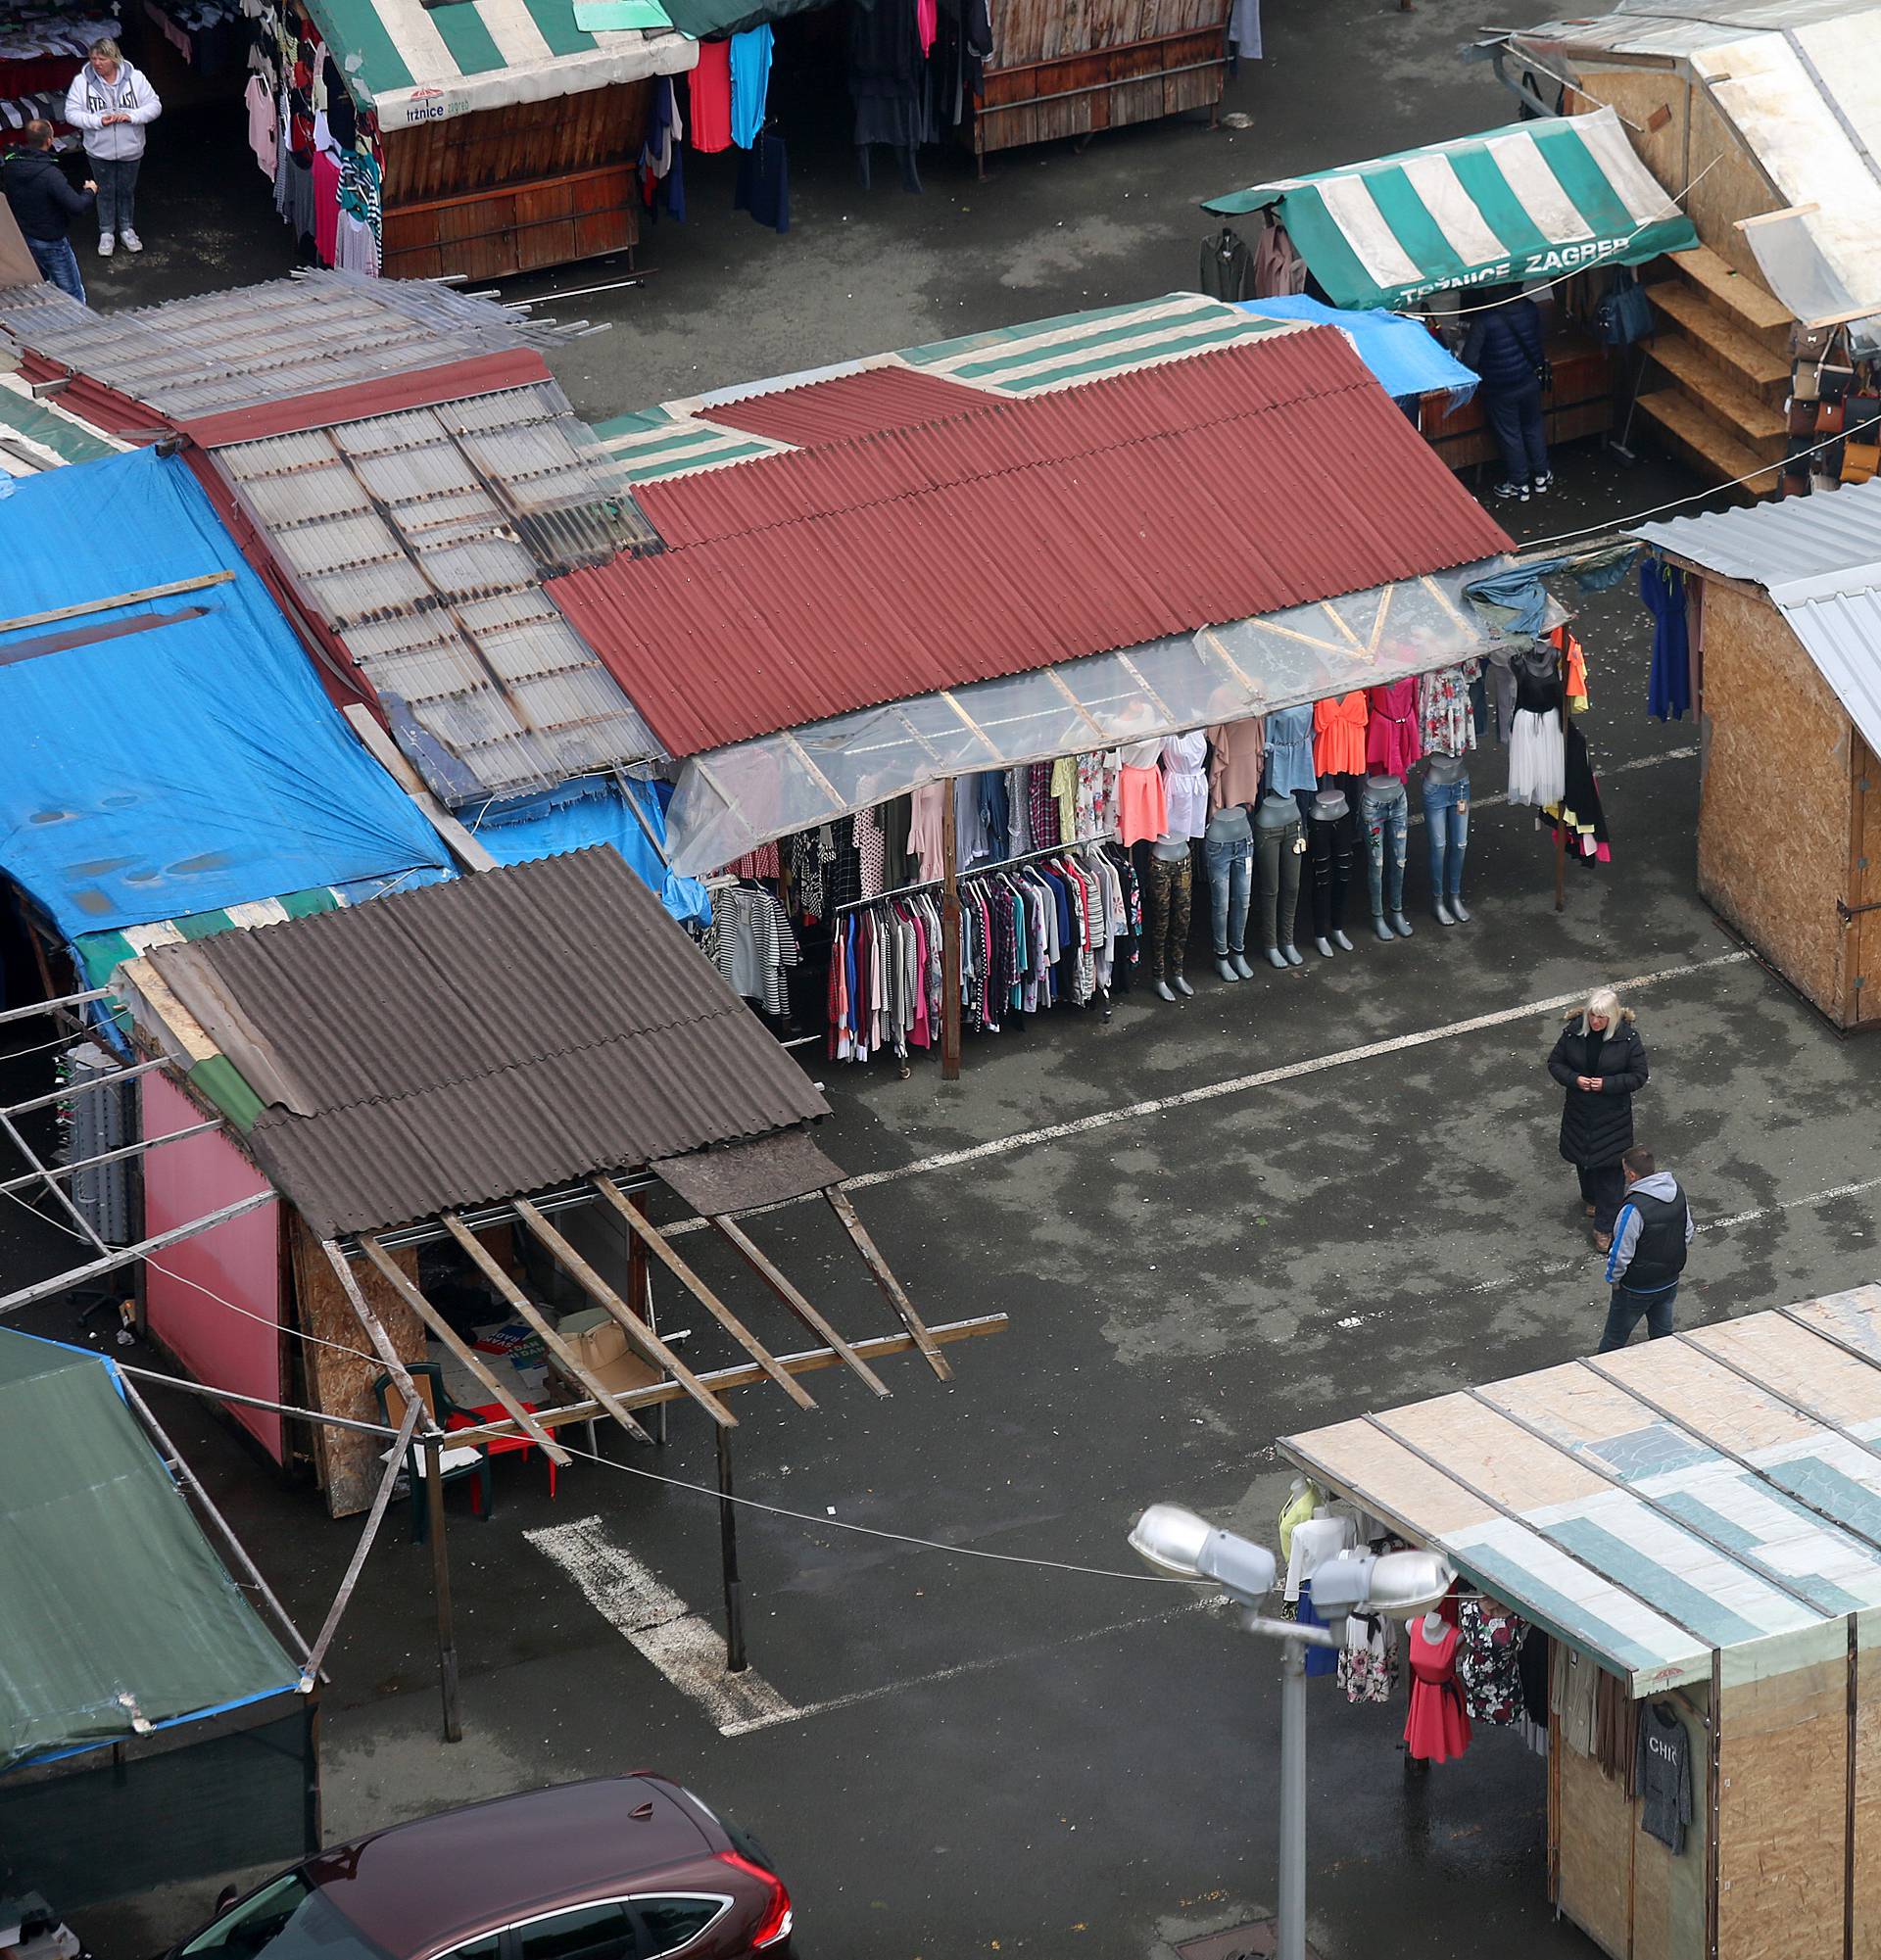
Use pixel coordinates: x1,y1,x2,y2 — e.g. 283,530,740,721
1462,287,1551,502
3,121,95,304
1546,985,1650,1250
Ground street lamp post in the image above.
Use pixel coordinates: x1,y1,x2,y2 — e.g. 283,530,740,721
1129,1503,1453,1960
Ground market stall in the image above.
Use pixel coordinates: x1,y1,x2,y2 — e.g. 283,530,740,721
1488,0,1881,494
1278,1282,1881,1960
1200,107,1699,471
1631,479,1881,1030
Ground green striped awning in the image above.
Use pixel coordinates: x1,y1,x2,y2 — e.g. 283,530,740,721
74,889,347,992
304,0,698,130
0,374,124,476
1203,106,1698,311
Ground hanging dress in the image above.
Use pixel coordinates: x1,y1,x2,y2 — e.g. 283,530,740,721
1456,1599,1527,1725
1262,704,1318,797
1160,732,1210,838
1404,1616,1471,1764
1543,721,1612,866
1313,693,1369,777
1507,650,1566,808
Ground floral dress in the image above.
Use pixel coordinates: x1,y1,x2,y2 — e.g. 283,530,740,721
1417,660,1480,757
1456,1598,1528,1724
1337,1612,1400,1705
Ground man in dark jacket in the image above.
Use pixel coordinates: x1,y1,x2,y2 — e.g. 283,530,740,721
1462,288,1551,502
3,121,95,304
1598,1147,1694,1351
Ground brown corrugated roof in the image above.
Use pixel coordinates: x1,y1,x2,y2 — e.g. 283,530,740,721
145,849,830,1239
549,329,1514,757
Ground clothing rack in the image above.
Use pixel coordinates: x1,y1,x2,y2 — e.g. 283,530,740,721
832,832,1121,916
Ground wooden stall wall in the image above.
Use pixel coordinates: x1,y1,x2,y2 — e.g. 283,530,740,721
971,0,1228,156
1632,1694,1710,1960
1717,1654,1849,1960
287,1218,424,1518
1854,733,1880,1033
1557,1735,1635,1959
380,80,651,280
1857,1618,1881,1959
1695,583,1855,1022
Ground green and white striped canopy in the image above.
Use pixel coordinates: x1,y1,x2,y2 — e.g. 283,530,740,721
1204,107,1698,311
306,0,697,130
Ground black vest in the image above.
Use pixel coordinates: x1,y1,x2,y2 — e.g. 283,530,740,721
1622,1185,1688,1292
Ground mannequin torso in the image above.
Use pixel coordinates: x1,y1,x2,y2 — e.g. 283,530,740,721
1255,790,1298,829
1425,750,1468,787
1205,804,1253,844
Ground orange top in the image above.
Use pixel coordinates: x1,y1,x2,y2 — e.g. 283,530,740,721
1313,692,1370,777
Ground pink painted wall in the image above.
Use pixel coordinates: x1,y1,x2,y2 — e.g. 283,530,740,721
142,1071,283,1460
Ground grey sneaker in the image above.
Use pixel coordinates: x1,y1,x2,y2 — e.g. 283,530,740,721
98,232,115,257
120,227,143,253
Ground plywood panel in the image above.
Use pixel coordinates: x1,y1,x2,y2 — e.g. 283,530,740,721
1599,1336,1823,1452
288,1217,423,1518
1856,1624,1881,1960
1381,1392,1615,1508
1685,84,1782,285
1855,733,1879,1028
1695,583,1853,1020
1282,1418,1502,1536
1688,1315,1881,1431
1560,1725,1635,1959
1568,69,1688,203
1717,1659,1848,1959
1634,1694,1712,1960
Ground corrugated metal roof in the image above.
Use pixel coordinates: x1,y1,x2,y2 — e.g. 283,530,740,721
1283,1284,1881,1696
551,327,1513,756
212,381,662,806
1511,0,1879,61
144,848,831,1239
0,272,571,424
696,364,999,448
1633,479,1881,772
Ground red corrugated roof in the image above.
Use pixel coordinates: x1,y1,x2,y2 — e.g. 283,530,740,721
695,363,996,450
550,329,1512,757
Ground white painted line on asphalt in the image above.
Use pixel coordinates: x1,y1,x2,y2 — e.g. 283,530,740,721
525,1514,797,1734
1407,744,1698,828
719,1594,1223,1738
837,951,1751,1196
1466,1171,1881,1295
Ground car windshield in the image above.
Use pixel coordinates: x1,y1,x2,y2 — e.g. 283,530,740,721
181,1875,392,1960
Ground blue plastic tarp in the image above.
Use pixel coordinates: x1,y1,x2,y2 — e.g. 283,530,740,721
1235,297,1477,407
0,449,453,942
468,777,712,928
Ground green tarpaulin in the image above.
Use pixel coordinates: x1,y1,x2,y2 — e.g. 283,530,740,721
1202,106,1698,311
0,1332,297,1770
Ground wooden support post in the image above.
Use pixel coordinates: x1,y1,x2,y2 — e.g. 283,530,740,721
424,1438,462,1744
823,1186,951,1380
439,1214,652,1445
512,1198,739,1429
357,1235,572,1466
592,1177,814,1410
940,777,962,1081
717,1424,747,1674
1555,796,1568,912
626,1219,664,1447
708,1214,890,1398
319,1240,441,1438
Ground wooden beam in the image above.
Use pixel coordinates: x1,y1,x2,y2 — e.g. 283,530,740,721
0,1192,276,1314
591,1176,815,1411
707,1213,890,1398
341,704,499,873
0,569,233,637
823,1186,951,1381
451,1315,1004,1444
439,1212,652,1445
357,1234,572,1466
512,1197,738,1430
320,1240,441,1437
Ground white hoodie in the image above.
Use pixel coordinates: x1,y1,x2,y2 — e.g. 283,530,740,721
64,60,162,163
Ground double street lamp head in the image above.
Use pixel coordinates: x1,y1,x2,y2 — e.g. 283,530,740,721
1128,1502,1454,1616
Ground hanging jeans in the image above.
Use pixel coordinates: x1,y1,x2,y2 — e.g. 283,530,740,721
1421,775,1470,902
1302,807,1355,939
1483,380,1549,485
1203,833,1253,956
1361,779,1409,919
1254,816,1303,953
1144,851,1192,981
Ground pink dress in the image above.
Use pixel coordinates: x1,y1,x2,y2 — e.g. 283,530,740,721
1115,766,1168,847
1403,1618,1471,1764
1365,680,1423,780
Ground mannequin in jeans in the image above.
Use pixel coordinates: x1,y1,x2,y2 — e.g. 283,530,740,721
1203,803,1256,982
1144,834,1194,1002
1302,780,1356,958
1422,751,1471,926
1360,771,1414,941
1254,790,1305,970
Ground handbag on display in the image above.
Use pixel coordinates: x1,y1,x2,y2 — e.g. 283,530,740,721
1595,268,1654,347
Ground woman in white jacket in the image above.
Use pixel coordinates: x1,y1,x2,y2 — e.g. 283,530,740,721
63,38,161,258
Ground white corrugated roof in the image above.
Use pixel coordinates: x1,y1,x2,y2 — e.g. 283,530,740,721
1633,480,1881,767
1514,0,1881,62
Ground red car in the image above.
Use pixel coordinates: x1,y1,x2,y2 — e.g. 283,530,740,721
169,1776,793,1960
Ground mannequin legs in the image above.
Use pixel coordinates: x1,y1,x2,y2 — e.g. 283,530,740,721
1422,773,1471,924
1361,779,1413,938
1144,851,1192,995
1303,809,1355,955
1204,833,1253,981
1255,819,1304,967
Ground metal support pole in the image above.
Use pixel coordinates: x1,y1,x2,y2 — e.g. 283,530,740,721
716,1424,748,1674
940,777,962,1081
1278,1635,1308,1960
424,1440,463,1744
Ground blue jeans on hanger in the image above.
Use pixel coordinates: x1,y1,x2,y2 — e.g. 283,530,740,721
1421,775,1470,902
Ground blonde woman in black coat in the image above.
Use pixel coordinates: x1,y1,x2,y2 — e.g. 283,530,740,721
1547,986,1650,1253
